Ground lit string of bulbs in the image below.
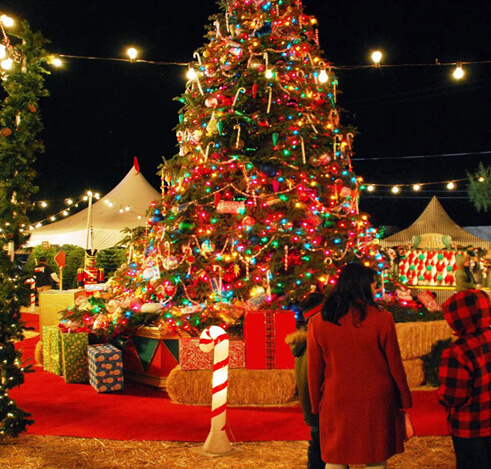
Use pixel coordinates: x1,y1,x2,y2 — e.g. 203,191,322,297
1,11,487,77
26,190,141,230
54,47,486,82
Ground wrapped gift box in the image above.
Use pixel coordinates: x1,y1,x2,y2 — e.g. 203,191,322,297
179,338,245,371
88,344,124,392
42,325,62,375
61,332,89,383
243,310,296,370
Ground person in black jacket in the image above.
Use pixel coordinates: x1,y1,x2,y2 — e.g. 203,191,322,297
286,292,325,469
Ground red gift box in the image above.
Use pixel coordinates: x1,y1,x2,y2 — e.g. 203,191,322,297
179,338,245,370
243,310,296,370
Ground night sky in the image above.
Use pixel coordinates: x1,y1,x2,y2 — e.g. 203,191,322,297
2,0,491,229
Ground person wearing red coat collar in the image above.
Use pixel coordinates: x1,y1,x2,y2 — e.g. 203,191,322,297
308,263,412,469
438,289,491,469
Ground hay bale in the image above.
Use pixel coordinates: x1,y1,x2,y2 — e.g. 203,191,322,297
166,366,296,406
35,340,44,365
403,358,425,388
396,321,453,360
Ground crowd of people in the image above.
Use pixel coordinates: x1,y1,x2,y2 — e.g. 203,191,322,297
288,262,491,469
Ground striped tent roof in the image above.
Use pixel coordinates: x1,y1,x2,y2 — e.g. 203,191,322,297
380,196,490,249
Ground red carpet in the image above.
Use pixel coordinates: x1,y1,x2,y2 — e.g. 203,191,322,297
12,314,448,441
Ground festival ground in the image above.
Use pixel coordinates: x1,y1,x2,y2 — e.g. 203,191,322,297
7,311,457,467
0,435,455,468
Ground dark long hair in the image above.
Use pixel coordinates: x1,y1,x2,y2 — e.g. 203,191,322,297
322,263,380,326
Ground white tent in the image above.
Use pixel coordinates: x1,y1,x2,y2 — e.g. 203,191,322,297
27,159,160,250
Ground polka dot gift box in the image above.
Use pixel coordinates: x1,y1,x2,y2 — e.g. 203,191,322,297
87,344,124,393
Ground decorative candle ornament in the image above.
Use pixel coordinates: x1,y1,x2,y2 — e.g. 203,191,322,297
267,87,273,114
199,326,232,454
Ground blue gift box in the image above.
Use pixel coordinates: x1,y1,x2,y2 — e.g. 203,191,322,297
87,344,124,393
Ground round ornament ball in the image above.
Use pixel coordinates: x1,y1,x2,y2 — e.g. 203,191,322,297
148,214,164,225
201,240,216,253
340,187,352,198
242,216,256,226
179,219,196,234
162,256,179,270
163,282,177,296
0,127,12,138
205,97,218,108
260,162,277,177
249,234,260,245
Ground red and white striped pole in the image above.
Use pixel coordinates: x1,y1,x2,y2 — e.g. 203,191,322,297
199,325,232,454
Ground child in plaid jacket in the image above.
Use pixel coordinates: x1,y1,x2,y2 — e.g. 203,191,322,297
438,289,491,469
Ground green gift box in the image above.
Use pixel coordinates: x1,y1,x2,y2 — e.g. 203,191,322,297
42,325,62,376
61,332,89,383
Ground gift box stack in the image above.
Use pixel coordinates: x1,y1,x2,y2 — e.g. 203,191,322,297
61,332,89,383
179,338,245,370
88,344,124,392
243,310,296,369
42,325,63,375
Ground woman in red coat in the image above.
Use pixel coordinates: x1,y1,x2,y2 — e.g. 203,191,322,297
308,263,412,469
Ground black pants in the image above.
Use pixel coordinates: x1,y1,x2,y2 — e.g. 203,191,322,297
308,426,325,469
452,435,491,469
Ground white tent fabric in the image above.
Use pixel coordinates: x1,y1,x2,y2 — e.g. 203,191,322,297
27,161,160,250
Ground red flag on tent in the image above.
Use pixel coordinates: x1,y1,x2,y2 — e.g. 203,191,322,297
133,157,140,173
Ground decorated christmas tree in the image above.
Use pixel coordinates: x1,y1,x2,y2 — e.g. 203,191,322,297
108,0,382,335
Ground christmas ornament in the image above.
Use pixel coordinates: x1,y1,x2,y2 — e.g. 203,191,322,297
201,240,216,253
260,162,277,177
205,97,218,108
162,256,179,270
0,128,12,138
179,219,196,234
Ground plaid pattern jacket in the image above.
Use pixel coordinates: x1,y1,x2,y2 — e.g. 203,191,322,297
438,289,491,438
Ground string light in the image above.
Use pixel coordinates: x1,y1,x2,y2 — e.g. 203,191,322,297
45,52,491,78
446,181,456,190
371,50,382,67
412,184,421,191
453,61,464,79
186,67,197,80
391,185,400,194
0,14,14,27
127,47,138,62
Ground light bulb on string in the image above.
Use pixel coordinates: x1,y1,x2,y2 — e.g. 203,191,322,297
412,184,421,191
318,68,328,84
265,68,274,79
127,47,138,62
367,184,375,192
371,50,383,67
391,185,400,194
1,58,13,70
0,14,14,27
51,56,62,67
446,181,456,190
186,66,197,80
453,62,464,80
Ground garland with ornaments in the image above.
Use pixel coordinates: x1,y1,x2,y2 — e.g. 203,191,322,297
0,15,49,437
105,0,385,334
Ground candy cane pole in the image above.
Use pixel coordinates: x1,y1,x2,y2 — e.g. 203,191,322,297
199,325,232,454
